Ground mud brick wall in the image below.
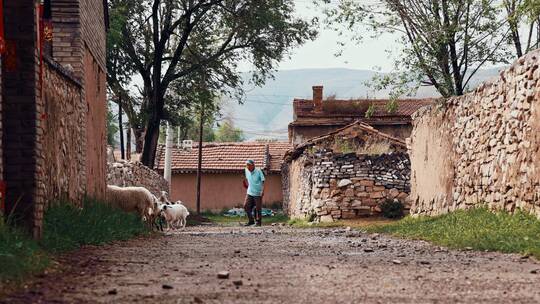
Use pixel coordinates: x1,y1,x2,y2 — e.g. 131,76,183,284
409,50,540,218
107,160,169,198
285,150,410,221
40,59,86,207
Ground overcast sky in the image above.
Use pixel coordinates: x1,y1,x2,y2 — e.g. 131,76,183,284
241,0,401,72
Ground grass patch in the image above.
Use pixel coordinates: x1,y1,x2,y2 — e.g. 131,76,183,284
0,198,149,284
366,208,540,259
41,198,149,253
0,218,49,282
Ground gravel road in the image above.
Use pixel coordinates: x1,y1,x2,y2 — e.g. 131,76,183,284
2,225,540,304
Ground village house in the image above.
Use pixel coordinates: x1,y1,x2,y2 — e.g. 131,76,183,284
155,142,290,211
0,0,108,237
288,85,433,145
282,121,411,221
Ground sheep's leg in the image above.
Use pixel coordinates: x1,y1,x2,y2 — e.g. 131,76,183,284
182,217,187,228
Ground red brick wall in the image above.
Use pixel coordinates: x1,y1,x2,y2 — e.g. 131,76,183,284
84,47,107,199
80,0,106,69
2,1,42,236
51,0,107,199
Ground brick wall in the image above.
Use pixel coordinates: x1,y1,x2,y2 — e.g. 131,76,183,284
409,50,540,218
51,0,107,200
52,0,83,77
80,0,106,70
2,1,41,236
84,47,107,199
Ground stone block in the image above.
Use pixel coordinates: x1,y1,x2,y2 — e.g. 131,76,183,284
359,180,375,186
370,191,385,199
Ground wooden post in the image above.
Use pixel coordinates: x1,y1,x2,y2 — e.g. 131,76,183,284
196,103,204,215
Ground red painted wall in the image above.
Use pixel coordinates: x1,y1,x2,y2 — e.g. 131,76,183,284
170,173,283,211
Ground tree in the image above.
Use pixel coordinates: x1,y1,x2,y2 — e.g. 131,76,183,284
323,0,514,97
108,0,316,167
106,107,119,147
215,120,244,142
503,0,540,57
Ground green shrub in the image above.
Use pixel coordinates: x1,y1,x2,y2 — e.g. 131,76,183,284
379,199,404,219
41,198,149,253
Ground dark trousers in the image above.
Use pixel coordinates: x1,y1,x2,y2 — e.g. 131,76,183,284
244,194,262,223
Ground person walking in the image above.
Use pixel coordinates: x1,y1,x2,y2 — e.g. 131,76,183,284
243,159,265,226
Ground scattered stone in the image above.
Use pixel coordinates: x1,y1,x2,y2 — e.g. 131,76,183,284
392,259,402,265
193,296,204,303
531,269,539,274
234,250,241,254
233,280,243,286
162,284,174,289
107,289,118,295
419,261,431,265
217,271,230,279
364,248,374,253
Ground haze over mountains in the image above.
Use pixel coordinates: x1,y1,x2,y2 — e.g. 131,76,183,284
223,67,502,141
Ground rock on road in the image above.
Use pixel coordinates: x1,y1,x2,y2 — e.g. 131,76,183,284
2,226,540,304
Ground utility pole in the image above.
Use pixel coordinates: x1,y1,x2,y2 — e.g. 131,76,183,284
196,102,204,215
126,127,131,160
118,95,125,159
164,122,173,187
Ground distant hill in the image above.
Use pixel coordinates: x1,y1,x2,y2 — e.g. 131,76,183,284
223,67,503,140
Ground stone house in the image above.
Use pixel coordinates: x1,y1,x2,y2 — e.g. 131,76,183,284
282,121,410,221
288,85,433,145
154,142,290,211
0,0,108,237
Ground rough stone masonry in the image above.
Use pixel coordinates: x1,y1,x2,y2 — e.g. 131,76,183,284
409,49,540,218
285,150,410,221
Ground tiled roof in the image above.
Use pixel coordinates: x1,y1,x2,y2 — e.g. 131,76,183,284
155,142,291,173
292,98,434,125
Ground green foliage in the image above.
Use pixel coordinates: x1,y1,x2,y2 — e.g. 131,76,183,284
365,103,375,118
107,0,317,166
378,199,404,219
215,120,245,142
323,0,518,97
333,137,355,154
0,217,49,282
368,208,540,259
0,199,149,282
106,107,119,146
41,198,149,253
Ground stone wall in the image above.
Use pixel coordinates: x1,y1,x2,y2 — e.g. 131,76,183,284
40,59,85,207
285,150,410,221
409,50,540,218
107,161,169,198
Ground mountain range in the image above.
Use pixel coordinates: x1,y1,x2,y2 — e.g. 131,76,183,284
223,67,503,141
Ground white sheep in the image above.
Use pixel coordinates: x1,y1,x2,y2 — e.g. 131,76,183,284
160,202,190,231
105,185,156,225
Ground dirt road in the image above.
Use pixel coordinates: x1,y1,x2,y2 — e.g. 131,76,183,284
3,225,540,304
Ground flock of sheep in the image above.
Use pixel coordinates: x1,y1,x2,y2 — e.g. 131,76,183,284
105,185,190,231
